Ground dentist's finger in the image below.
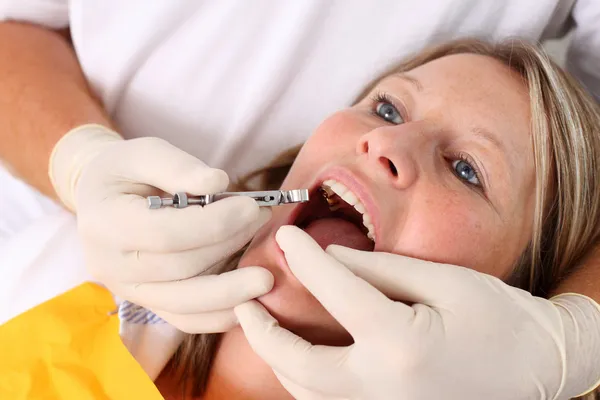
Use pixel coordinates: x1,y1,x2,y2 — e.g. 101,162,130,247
113,137,230,196
235,300,356,397
115,267,274,314
152,308,238,333
275,225,413,338
87,196,267,252
326,245,481,306
120,209,271,282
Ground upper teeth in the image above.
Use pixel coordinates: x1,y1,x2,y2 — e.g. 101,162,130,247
322,179,375,241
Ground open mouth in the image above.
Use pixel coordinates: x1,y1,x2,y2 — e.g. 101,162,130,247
292,180,375,251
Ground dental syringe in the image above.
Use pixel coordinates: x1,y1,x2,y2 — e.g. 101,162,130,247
146,189,309,209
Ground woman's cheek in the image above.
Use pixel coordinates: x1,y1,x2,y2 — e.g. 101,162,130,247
282,111,373,191
306,111,368,150
396,200,492,272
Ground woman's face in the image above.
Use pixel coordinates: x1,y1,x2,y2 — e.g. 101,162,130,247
237,53,535,344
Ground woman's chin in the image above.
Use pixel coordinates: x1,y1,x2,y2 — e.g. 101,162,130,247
256,281,352,346
238,232,352,346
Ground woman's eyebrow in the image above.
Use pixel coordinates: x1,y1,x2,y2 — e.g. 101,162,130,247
471,126,506,155
471,126,512,177
390,73,423,92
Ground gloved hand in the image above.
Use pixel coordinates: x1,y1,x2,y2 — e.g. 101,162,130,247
49,124,274,333
235,225,600,400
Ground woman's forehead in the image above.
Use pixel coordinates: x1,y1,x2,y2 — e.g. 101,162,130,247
401,53,528,102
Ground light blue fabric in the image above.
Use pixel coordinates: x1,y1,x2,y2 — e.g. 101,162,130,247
118,300,166,324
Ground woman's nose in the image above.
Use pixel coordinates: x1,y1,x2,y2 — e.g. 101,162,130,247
356,127,419,189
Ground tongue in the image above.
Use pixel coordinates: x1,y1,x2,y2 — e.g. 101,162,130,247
302,218,374,251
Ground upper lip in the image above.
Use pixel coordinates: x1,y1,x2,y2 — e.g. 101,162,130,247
285,165,381,243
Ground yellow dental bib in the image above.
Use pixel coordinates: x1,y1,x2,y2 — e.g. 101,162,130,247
0,282,163,399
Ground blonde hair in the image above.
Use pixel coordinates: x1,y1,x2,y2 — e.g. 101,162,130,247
169,38,600,399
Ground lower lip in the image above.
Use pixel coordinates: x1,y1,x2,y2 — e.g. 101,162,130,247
274,239,289,270
265,227,292,276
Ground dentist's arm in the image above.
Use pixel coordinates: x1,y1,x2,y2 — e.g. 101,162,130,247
0,21,112,199
549,244,600,395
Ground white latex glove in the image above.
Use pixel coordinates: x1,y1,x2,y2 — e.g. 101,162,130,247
49,124,274,333
235,225,600,400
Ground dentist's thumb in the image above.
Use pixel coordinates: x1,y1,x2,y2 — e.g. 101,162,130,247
325,245,476,306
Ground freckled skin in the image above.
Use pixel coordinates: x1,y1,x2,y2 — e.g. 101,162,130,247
236,53,535,343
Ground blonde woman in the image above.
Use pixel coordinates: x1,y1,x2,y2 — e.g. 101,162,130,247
3,2,600,398
139,38,600,399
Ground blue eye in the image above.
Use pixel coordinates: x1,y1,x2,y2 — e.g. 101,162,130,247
452,159,480,186
375,102,404,124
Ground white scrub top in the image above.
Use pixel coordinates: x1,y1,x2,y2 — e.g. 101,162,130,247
1,0,600,382
1,0,598,180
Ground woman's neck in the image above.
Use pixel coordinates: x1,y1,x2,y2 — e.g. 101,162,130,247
202,326,294,400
